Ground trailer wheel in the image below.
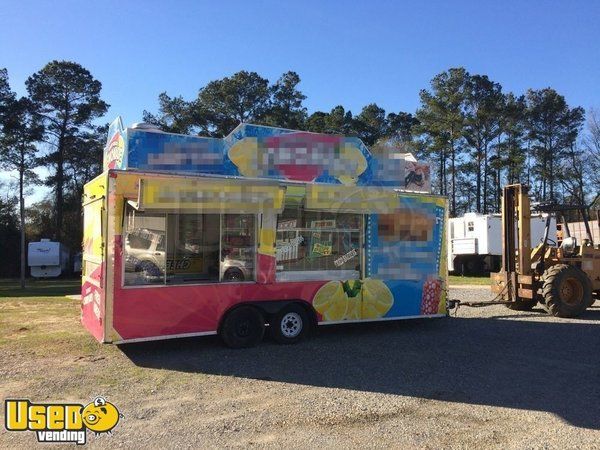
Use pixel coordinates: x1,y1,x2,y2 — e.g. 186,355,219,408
220,306,265,348
269,303,309,345
541,264,591,318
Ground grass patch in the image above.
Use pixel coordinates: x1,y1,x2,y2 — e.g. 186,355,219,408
0,278,87,353
448,275,491,285
0,278,195,413
0,295,81,345
0,278,80,298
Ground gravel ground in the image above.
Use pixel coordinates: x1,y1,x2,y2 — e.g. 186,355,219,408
2,287,600,448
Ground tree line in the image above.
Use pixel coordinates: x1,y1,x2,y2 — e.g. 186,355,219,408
142,68,600,217
0,62,107,283
1,61,599,282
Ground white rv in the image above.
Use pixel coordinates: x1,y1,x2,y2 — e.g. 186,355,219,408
558,220,600,245
448,213,556,275
28,239,70,278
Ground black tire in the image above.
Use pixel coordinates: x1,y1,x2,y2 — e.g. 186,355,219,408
505,299,537,311
224,268,244,282
490,256,502,273
541,264,591,318
220,306,265,348
464,257,485,276
269,303,309,345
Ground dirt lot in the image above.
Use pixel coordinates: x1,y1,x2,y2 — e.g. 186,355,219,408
1,281,599,448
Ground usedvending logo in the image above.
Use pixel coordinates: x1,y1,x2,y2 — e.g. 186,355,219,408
5,396,123,445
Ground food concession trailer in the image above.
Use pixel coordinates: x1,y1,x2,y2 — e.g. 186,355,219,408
81,118,448,347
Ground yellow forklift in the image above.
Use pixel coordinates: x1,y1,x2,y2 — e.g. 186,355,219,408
489,184,600,317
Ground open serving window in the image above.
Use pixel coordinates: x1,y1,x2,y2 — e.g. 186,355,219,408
275,187,363,281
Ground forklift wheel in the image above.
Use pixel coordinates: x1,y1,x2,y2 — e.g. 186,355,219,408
505,299,537,311
541,264,591,318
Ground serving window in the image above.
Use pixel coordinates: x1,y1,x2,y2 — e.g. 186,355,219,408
275,203,363,281
123,205,256,286
165,213,220,284
123,212,166,286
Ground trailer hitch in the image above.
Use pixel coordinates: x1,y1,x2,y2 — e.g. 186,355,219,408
447,299,460,310
447,297,521,316
451,299,515,308
447,281,517,315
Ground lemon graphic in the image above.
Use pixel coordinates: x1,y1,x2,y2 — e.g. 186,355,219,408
228,139,259,177
313,281,348,321
335,143,368,185
361,279,394,319
345,296,361,320
313,279,394,321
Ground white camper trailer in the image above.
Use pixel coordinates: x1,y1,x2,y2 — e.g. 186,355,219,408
28,239,69,278
448,213,555,275
558,220,600,245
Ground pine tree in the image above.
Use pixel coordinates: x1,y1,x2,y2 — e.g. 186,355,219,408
26,61,108,240
195,71,270,137
524,88,584,202
416,68,468,215
143,93,197,134
462,74,504,213
0,72,44,288
264,71,307,129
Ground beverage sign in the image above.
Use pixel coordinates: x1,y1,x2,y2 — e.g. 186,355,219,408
310,220,336,229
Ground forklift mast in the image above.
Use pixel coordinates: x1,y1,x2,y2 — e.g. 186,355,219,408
501,184,532,302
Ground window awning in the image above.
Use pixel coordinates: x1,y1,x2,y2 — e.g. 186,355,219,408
306,184,400,213
137,177,286,213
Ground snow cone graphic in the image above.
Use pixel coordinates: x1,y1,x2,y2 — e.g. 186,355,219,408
421,276,443,314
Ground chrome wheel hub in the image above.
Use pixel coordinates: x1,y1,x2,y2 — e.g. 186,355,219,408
280,312,302,338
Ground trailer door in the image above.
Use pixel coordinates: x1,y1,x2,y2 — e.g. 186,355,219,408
81,177,106,342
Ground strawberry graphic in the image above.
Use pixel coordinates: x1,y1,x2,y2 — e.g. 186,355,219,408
421,277,442,315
